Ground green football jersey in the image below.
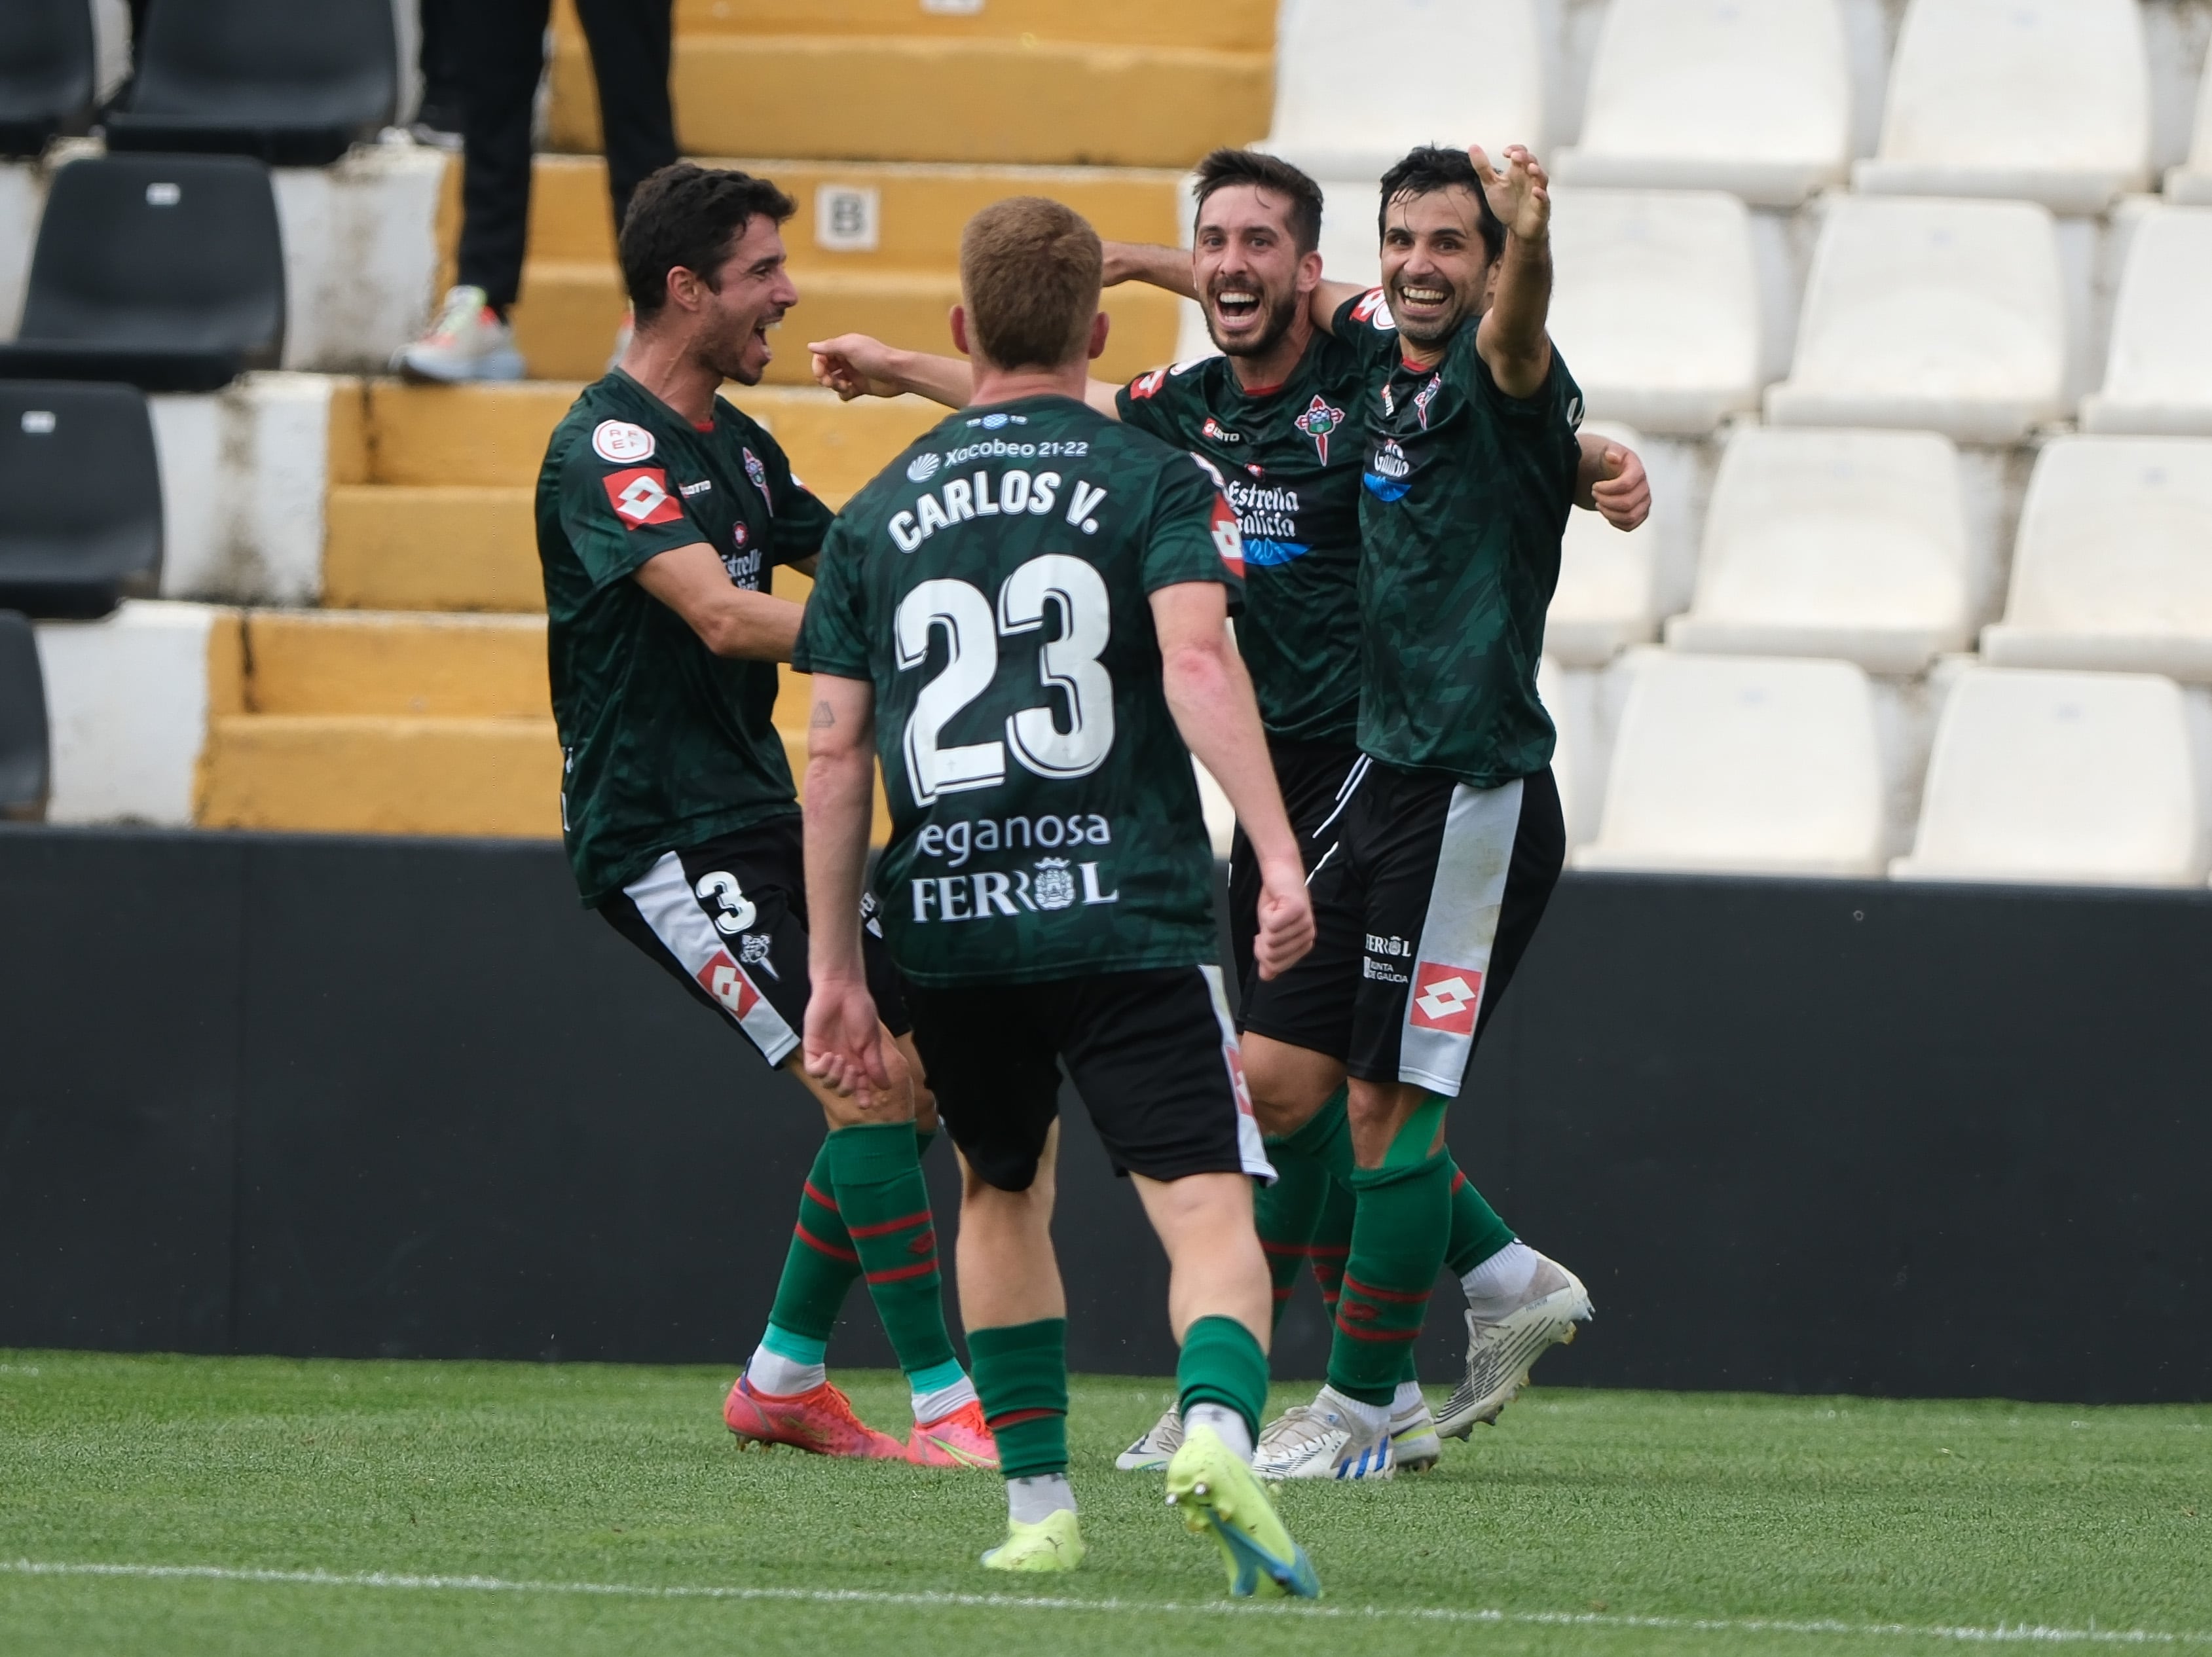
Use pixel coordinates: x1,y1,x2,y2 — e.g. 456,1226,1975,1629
795,393,1244,989
1115,332,1364,745
538,369,832,906
1334,287,1584,788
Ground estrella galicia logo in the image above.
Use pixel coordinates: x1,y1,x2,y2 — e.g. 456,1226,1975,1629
1413,374,1443,431
1293,394,1344,465
906,451,941,483
1363,439,1412,503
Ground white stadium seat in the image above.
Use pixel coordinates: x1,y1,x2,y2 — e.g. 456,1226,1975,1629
1547,421,1660,667
1554,0,1851,208
1853,0,2150,213
1665,428,1971,675
1980,437,2212,682
2079,209,2212,437
2163,55,2212,203
1265,0,1545,183
1892,667,2212,886
1546,188,1761,437
1765,196,2065,444
1573,653,1887,877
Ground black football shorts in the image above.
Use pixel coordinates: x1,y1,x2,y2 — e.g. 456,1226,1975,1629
598,814,910,1068
902,966,1274,1192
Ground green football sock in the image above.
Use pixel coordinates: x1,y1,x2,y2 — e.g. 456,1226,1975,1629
1328,1095,1452,1407
1444,1163,1517,1279
1255,1090,1345,1330
968,1319,1069,1479
826,1121,959,1383
764,1139,861,1348
1176,1314,1270,1441
1306,1168,1354,1322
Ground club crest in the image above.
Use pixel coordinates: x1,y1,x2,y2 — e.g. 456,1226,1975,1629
1293,395,1345,465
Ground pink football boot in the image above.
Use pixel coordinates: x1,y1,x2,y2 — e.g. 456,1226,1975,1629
906,1399,1000,1469
722,1375,908,1459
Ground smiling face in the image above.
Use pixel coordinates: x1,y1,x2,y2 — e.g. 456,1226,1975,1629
1192,182,1318,361
692,213,800,386
1379,184,1497,351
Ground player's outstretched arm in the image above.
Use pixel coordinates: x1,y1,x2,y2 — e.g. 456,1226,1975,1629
1151,581,1315,981
811,331,1126,417
1102,240,1197,298
802,672,894,1102
1473,144,1555,398
633,543,805,659
1577,434,1651,531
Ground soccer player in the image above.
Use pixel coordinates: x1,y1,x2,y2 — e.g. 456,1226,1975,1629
807,148,1646,1478
534,162,991,1471
796,194,1319,1593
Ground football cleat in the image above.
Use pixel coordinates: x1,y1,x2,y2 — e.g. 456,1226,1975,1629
1390,1393,1442,1472
1252,1387,1395,1482
722,1375,907,1459
908,1399,999,1469
1115,1403,1183,1472
1435,1254,1594,1440
1164,1425,1321,1598
393,285,526,384
981,1507,1086,1572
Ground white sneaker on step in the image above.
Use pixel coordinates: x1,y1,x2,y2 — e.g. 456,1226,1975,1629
395,285,526,383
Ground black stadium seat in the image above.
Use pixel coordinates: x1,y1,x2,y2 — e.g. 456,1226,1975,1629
0,382,163,619
103,0,398,167
0,0,96,158
0,154,285,394
0,610,51,822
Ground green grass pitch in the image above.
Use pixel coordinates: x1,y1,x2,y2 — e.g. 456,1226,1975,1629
1,1351,2205,1656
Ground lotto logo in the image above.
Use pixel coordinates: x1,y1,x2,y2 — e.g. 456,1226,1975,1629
1130,367,1168,399
602,466,683,528
1209,494,1245,578
695,949,760,1019
1223,1042,1255,1118
1351,288,1395,329
1409,963,1483,1034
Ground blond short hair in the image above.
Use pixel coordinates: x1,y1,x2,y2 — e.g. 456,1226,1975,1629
959,196,1103,373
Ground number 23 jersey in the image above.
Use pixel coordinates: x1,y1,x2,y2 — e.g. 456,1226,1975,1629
795,393,1244,989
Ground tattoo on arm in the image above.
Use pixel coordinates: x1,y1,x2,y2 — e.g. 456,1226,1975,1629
810,701,836,729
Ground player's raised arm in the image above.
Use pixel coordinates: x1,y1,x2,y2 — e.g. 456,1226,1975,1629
1101,238,1198,298
1577,434,1651,530
1151,579,1314,980
1473,143,1555,397
811,331,1125,417
632,542,806,659
801,670,893,1101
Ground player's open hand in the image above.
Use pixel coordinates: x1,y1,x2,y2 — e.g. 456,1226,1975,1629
803,974,894,1102
807,334,902,401
1594,443,1651,531
1471,144,1550,243
1252,857,1316,981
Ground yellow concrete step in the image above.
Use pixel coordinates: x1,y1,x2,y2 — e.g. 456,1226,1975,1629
513,153,1187,268
243,610,550,717
550,35,1269,167
323,485,544,612
337,380,946,490
672,0,1274,51
198,715,564,838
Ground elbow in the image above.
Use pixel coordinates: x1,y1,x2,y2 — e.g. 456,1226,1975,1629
1160,637,1234,701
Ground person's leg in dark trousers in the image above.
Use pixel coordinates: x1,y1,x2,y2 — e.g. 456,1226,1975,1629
455,0,551,316
415,0,467,138
573,0,678,243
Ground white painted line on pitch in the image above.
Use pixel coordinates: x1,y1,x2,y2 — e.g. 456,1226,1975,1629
4,1559,2207,1646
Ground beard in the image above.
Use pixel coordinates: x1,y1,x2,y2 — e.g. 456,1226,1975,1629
705,311,777,386
1206,280,1300,359
1385,278,1475,348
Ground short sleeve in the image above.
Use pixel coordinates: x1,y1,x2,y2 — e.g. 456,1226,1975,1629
557,434,710,591
1142,450,1247,613
1329,287,1403,373
792,517,872,680
1115,369,1175,441
1465,329,1582,430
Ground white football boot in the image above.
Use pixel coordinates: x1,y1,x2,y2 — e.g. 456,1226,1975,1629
1390,1392,1442,1471
1435,1254,1594,1440
1115,1403,1183,1472
394,285,526,383
1251,1387,1395,1481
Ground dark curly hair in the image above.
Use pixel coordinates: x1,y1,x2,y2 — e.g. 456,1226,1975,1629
1377,146,1505,263
619,163,796,323
1190,148,1325,255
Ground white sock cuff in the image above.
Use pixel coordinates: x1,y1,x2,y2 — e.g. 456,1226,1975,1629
1183,1401,1254,1462
1320,1385,1393,1436
1462,1239,1541,1305
1392,1379,1426,1413
911,1375,978,1425
1006,1473,1077,1525
745,1346,826,1398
